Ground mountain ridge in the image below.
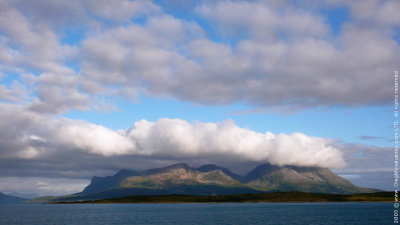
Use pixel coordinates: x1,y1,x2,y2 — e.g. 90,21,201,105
69,162,378,202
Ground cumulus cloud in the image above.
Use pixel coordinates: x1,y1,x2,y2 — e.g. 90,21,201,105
0,1,89,113
0,81,28,103
195,1,328,38
50,119,136,156
125,118,345,168
341,0,400,27
0,1,76,73
23,73,91,114
0,104,345,170
0,103,390,190
0,0,397,113
12,0,161,26
74,0,398,109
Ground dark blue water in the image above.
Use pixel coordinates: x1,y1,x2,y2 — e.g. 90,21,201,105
0,202,392,225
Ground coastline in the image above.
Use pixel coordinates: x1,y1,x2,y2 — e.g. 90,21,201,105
52,191,393,204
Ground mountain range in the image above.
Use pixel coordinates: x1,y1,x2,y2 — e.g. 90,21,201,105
56,163,377,202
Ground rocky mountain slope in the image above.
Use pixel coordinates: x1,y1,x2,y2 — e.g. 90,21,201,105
244,164,372,193
59,163,377,201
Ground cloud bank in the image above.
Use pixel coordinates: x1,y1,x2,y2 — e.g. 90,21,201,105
0,104,345,175
3,103,390,192
125,118,345,168
0,0,398,113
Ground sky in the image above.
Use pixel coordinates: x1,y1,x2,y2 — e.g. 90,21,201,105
0,0,398,197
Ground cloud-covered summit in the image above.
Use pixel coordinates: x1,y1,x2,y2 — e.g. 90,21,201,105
0,104,345,171
125,118,345,168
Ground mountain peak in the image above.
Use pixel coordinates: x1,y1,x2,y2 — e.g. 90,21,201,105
242,163,372,194
142,163,191,175
78,162,377,200
243,163,280,182
196,164,243,181
82,169,139,194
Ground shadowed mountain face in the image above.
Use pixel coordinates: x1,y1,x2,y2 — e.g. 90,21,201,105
81,163,250,196
243,163,281,183
0,192,27,203
82,169,140,194
244,164,373,193
71,163,376,201
196,164,243,182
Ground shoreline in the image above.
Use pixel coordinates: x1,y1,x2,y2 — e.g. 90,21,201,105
52,191,393,204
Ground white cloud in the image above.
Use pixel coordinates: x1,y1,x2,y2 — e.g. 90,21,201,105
0,0,397,113
83,0,161,23
0,1,75,73
126,118,346,168
51,119,136,156
195,1,328,38
0,104,345,169
0,1,89,113
72,0,398,109
12,0,161,26
346,0,400,26
0,81,28,103
17,147,39,159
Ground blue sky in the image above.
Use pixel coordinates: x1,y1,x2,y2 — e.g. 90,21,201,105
0,0,398,196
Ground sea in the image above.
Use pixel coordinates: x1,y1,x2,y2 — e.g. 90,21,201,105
0,202,392,225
